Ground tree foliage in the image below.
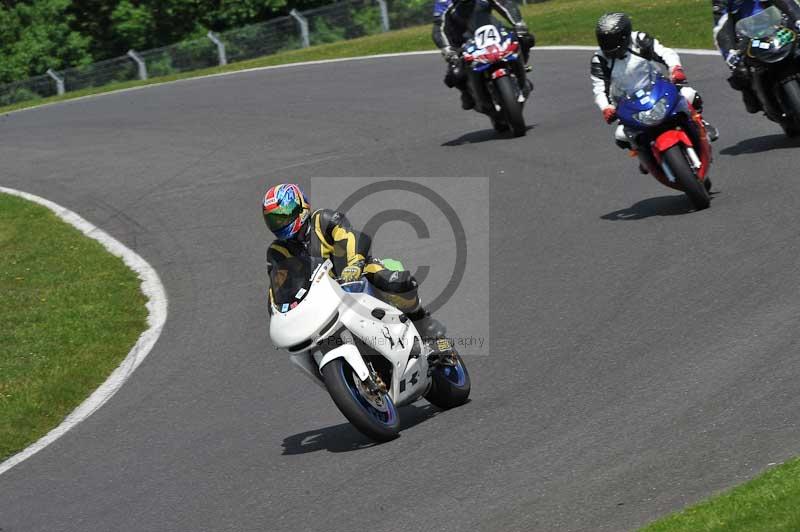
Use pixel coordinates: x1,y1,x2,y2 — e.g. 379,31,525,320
0,0,92,83
0,0,339,83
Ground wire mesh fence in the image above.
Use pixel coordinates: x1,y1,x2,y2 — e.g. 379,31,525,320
61,56,140,92
139,38,219,78
0,74,57,106
0,0,546,106
224,15,303,62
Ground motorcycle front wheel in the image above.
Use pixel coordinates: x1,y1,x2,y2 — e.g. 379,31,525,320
662,145,710,210
493,75,526,137
322,358,400,442
780,79,800,137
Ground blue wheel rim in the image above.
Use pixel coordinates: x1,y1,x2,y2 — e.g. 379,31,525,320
439,358,467,387
341,364,397,426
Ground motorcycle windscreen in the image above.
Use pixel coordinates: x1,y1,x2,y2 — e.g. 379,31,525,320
736,6,783,39
270,255,327,311
611,61,667,107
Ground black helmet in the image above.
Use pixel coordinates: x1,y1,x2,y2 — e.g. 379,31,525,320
596,13,632,59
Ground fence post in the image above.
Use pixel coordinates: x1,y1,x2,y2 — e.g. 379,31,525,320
207,31,228,66
290,9,310,48
376,0,390,32
127,49,148,80
46,69,65,95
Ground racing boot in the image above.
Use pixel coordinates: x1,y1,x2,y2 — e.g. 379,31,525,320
703,120,720,142
683,89,719,142
460,88,475,110
742,89,762,114
728,69,762,114
522,78,534,99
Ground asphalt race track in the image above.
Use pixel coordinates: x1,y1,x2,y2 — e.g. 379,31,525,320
3,51,800,532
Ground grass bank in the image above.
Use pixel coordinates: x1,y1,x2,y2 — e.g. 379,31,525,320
642,458,800,531
0,193,147,461
0,0,711,114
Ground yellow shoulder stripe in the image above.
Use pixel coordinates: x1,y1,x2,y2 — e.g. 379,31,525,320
270,244,291,258
314,212,335,255
331,225,364,263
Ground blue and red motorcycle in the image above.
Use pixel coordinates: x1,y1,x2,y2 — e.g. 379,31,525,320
614,64,713,210
461,6,531,137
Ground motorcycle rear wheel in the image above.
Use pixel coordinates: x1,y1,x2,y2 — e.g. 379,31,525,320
424,352,471,409
494,76,526,137
322,359,400,442
662,145,710,211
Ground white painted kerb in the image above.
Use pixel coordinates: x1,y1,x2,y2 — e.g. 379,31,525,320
0,187,168,476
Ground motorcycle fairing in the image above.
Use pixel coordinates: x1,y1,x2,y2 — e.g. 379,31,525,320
319,342,370,381
464,32,519,72
616,77,681,129
653,130,694,159
269,261,341,350
336,287,430,405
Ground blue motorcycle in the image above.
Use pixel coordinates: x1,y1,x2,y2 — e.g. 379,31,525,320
613,64,713,210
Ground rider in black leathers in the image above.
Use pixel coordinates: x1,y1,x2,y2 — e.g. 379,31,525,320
432,0,535,109
713,0,800,113
263,184,447,341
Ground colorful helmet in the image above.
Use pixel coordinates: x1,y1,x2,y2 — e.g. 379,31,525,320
596,13,632,59
262,184,311,239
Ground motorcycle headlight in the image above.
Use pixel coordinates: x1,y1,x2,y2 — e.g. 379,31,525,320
633,97,669,126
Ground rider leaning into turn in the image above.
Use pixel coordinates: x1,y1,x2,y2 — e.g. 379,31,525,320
263,183,446,341
712,0,800,113
591,12,719,156
432,0,535,110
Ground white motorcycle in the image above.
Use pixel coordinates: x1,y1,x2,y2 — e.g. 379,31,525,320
269,256,471,441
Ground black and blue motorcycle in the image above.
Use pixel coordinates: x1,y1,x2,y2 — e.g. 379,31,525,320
736,6,800,136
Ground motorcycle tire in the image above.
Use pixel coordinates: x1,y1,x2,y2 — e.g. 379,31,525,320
781,79,800,137
494,76,526,137
491,115,510,133
424,352,471,409
322,359,400,442
663,145,710,211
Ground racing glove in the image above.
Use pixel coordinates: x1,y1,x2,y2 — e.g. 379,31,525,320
442,46,460,65
514,22,535,48
340,260,365,283
603,106,617,124
725,50,743,70
670,66,687,85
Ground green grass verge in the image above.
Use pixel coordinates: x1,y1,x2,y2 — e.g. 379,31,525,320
0,193,147,461
0,0,712,114
641,459,800,531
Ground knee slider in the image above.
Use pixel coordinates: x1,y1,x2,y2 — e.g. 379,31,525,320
680,86,702,112
444,70,456,88
614,125,631,149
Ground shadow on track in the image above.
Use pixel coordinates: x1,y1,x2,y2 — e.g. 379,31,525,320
442,125,535,146
720,134,800,155
601,192,718,221
281,403,442,454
